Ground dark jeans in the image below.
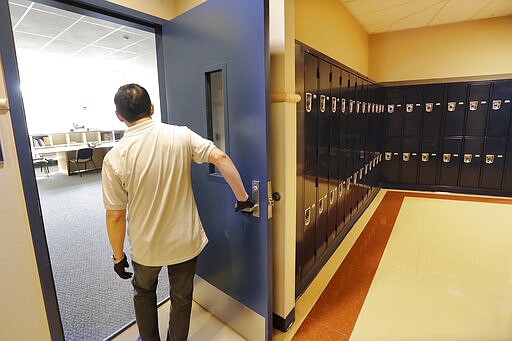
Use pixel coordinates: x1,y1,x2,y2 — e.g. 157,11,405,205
132,257,198,341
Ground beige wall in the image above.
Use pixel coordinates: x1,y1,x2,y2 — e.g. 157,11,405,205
0,57,52,340
369,16,512,83
107,0,206,20
295,0,369,76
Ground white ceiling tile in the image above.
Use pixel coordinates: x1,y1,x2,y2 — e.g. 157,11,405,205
41,39,87,56
8,3,28,26
472,0,512,19
9,0,31,6
58,21,117,45
122,38,156,54
93,30,146,50
430,0,488,26
13,31,51,50
15,8,76,38
357,0,442,29
32,2,82,20
390,1,447,32
75,45,116,59
81,16,123,29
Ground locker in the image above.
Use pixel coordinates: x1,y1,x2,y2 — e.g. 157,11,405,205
302,52,318,273
328,65,341,242
459,137,484,188
465,83,490,136
418,137,439,185
382,136,401,183
337,70,351,229
438,137,462,186
385,87,404,136
403,86,422,136
400,137,419,184
487,80,512,137
502,141,512,192
444,84,467,136
480,137,506,190
422,85,444,136
316,59,330,257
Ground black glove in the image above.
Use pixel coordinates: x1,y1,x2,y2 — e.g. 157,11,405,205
235,198,256,216
113,253,133,279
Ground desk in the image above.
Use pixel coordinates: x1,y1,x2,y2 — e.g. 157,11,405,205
34,142,115,175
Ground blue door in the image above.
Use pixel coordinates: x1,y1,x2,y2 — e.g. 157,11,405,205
159,1,271,339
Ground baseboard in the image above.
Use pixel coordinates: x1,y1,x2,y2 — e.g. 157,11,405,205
273,309,295,332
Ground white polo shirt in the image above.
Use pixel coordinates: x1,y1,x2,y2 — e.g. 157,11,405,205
102,120,215,266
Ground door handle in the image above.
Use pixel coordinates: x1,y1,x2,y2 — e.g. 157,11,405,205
251,180,260,218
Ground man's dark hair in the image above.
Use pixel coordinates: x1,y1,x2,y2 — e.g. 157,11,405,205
114,83,151,122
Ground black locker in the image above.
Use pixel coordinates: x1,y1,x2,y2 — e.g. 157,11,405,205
316,59,330,257
487,80,512,137
328,65,341,242
337,70,351,229
444,84,467,137
400,137,419,184
422,85,444,136
439,137,462,186
480,137,507,190
360,80,370,165
465,83,490,136
403,86,423,136
302,52,318,274
459,137,484,188
418,137,440,185
385,87,404,137
382,136,401,183
502,141,512,192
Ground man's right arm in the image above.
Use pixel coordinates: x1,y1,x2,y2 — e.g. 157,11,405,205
208,147,249,201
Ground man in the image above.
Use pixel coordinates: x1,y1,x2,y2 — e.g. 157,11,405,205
102,83,254,341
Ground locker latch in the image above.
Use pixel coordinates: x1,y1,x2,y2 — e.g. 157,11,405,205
338,183,344,197
385,152,392,161
402,153,410,162
443,154,451,163
448,102,456,112
356,101,361,113
463,154,472,163
329,189,336,205
469,101,478,111
305,92,312,112
492,100,501,110
304,207,311,226
332,97,337,113
425,103,433,112
486,154,495,164
320,95,326,112
349,100,354,113
387,104,394,113
421,153,429,162
406,104,413,113
341,98,346,113
318,195,326,214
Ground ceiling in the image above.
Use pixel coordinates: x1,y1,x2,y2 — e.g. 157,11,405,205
7,0,156,65
341,0,512,34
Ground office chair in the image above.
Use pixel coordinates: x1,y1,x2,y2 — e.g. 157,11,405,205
68,147,96,176
32,154,49,176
